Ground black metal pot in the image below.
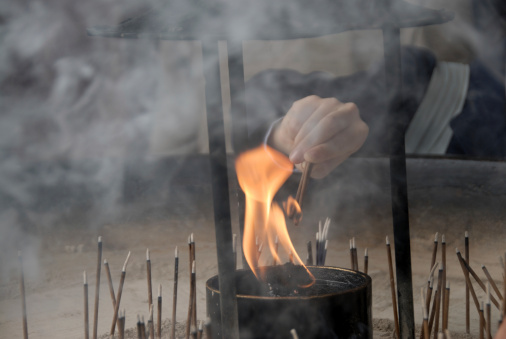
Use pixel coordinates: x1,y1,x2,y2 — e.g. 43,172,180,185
206,265,372,339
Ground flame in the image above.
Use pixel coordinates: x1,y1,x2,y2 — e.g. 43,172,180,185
235,145,315,287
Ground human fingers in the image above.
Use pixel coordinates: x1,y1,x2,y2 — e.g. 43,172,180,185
279,95,325,143
289,102,363,164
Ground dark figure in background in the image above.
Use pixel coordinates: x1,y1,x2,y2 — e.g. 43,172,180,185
235,0,506,177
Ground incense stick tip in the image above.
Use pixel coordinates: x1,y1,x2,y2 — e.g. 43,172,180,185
158,284,162,297
455,248,460,254
98,236,102,243
465,231,468,238
434,232,439,242
441,234,445,243
103,258,108,264
122,251,131,271
365,248,368,256
385,236,390,245
175,246,178,258
83,270,87,284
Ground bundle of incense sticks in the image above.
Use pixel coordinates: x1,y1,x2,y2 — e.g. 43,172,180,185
288,162,313,224
315,218,330,266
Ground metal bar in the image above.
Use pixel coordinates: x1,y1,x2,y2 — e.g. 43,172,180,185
201,38,239,339
227,40,249,270
382,24,415,339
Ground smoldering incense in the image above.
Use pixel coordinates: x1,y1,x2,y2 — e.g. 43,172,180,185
104,259,116,307
18,251,28,339
349,239,354,270
157,284,162,339
171,247,178,339
186,260,196,338
93,236,102,339
290,328,300,339
191,236,197,331
465,231,470,334
147,248,153,311
385,236,400,339
110,251,131,336
431,232,439,270
482,264,503,301
84,271,89,339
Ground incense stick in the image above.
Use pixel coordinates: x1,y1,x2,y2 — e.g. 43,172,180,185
456,248,487,329
431,233,439,272
364,248,368,275
386,236,400,339
118,310,125,339
482,264,503,301
352,237,358,271
480,302,485,339
465,231,470,334
137,315,143,339
93,236,102,339
171,247,178,339
349,239,354,270
294,162,313,221
198,321,204,339
443,282,450,331
486,283,492,339
18,251,28,339
432,264,443,339
157,284,162,339
186,260,196,338
457,250,500,309
306,241,313,266
441,235,447,331
148,305,155,339
104,259,116,307
84,271,89,339
110,251,131,336
421,287,429,339
147,248,153,311
140,316,146,339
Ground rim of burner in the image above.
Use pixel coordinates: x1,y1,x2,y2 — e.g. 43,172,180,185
206,265,371,301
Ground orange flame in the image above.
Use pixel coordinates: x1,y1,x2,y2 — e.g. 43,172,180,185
235,145,315,286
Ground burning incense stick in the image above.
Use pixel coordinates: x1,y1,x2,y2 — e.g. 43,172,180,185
465,231,470,334
443,282,450,331
364,248,368,275
349,239,354,270
157,284,162,339
486,283,492,339
104,259,116,307
192,260,197,331
18,251,28,339
306,241,313,266
93,236,102,339
457,250,500,309
171,247,178,339
456,248,487,328
110,251,131,336
147,249,153,311
292,162,313,224
386,236,400,339
148,305,155,339
482,264,503,301
84,271,89,339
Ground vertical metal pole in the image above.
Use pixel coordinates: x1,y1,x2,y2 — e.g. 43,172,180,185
382,25,415,339
201,39,239,338
227,40,249,270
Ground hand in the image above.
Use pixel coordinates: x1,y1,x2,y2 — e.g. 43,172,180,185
269,95,369,179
